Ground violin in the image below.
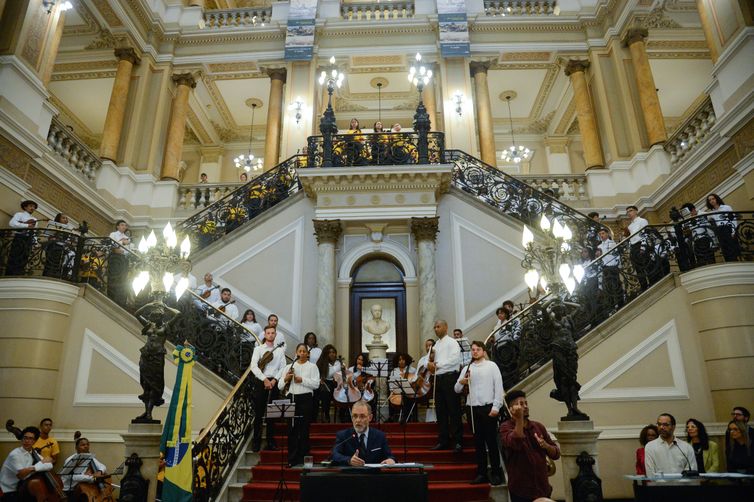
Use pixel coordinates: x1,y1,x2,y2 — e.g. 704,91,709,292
217,300,235,313
201,284,220,299
332,356,361,404
461,363,471,396
411,346,434,398
353,368,375,402
257,342,285,372
281,364,296,396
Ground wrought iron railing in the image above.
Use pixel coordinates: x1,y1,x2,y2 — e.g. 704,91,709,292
177,156,302,252
201,7,272,29
488,211,753,388
447,149,606,250
47,117,102,181
306,131,445,167
484,0,559,16
341,0,415,21
665,95,716,167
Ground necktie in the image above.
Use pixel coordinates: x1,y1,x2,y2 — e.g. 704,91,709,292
358,433,366,460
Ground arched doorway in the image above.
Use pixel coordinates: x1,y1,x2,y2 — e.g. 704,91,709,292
349,256,408,358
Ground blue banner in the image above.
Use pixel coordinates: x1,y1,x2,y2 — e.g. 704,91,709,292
438,12,470,57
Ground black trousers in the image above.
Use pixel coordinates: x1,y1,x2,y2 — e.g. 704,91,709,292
5,234,33,276
107,253,129,305
435,372,462,446
288,393,313,465
317,380,335,422
630,242,650,290
252,379,279,448
471,404,502,477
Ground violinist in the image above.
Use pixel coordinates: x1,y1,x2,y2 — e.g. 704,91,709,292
348,353,375,408
195,273,221,309
278,343,319,467
34,418,59,464
210,288,239,322
388,353,416,422
250,325,286,452
0,426,54,501
61,435,108,494
454,341,504,486
428,320,463,453
315,344,340,423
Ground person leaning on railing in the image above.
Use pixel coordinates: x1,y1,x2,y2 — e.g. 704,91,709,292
43,214,76,280
107,220,132,305
704,193,741,262
5,200,39,276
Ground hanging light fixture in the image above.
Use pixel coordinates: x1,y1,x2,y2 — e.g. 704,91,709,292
234,100,261,172
42,0,73,14
501,92,531,164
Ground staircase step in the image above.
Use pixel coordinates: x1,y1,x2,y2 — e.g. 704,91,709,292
258,447,477,464
269,432,474,448
272,422,473,434
249,463,480,483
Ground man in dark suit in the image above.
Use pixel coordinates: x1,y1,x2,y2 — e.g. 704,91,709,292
331,400,395,466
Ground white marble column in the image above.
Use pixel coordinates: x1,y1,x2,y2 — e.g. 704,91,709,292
411,217,439,339
313,219,342,346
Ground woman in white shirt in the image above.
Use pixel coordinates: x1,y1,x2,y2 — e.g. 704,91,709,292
278,343,319,466
705,193,741,262
388,352,416,422
240,309,264,343
315,344,340,422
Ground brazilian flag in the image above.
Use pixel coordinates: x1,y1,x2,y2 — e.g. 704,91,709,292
160,344,196,501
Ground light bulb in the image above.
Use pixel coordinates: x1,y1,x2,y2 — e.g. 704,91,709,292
522,225,534,247
415,52,421,62
132,276,143,295
524,269,539,291
329,56,336,64
146,230,157,249
552,219,563,238
138,236,148,253
562,224,572,241
162,272,174,292
539,214,550,231
539,276,548,292
175,276,189,300
565,276,576,294
180,236,191,258
559,263,571,283
573,264,585,283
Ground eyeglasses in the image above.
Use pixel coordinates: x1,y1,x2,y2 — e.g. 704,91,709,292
22,436,36,441
731,412,745,417
656,422,673,427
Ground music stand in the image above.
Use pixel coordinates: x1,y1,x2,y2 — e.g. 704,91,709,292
389,379,417,463
365,358,391,424
267,400,296,502
59,453,94,491
457,338,472,366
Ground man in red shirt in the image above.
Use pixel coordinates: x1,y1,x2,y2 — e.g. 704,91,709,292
500,390,560,502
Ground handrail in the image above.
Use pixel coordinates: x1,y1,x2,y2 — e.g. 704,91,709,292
664,95,716,167
47,116,102,181
187,289,263,346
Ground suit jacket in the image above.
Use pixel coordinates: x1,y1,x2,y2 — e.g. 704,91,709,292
331,428,393,466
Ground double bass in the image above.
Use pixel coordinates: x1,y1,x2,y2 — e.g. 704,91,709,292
17,447,66,502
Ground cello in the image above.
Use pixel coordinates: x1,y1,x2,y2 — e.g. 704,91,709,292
18,448,66,502
332,356,361,404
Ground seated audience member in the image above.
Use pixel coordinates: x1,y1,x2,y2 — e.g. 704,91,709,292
34,418,60,464
211,288,239,321
331,400,395,466
726,420,754,474
686,418,719,473
240,309,264,342
388,352,416,422
644,413,697,476
704,193,740,262
61,433,108,494
635,424,658,475
0,426,54,500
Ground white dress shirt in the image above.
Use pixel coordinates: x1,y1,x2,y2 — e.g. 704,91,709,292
241,321,263,343
196,284,221,305
433,334,462,375
1,447,53,493
411,355,430,382
326,360,342,380
390,366,416,381
627,217,649,245
644,437,697,476
308,346,322,365
454,359,504,412
251,342,286,380
60,454,107,491
210,299,239,321
705,204,737,228
109,230,131,253
277,361,319,395
597,238,621,267
9,211,36,229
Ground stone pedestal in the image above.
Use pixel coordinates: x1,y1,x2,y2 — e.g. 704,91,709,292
366,337,389,359
556,420,601,502
121,422,163,502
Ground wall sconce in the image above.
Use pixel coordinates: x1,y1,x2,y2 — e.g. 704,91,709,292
453,91,465,117
289,98,304,126
42,0,73,14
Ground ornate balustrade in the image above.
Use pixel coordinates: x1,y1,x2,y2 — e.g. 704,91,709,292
306,131,444,167
202,7,272,29
47,117,102,181
484,0,559,16
517,174,589,202
488,211,753,388
341,0,415,21
665,95,716,167
179,183,245,211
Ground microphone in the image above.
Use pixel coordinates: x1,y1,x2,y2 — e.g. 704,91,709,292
321,431,357,465
673,440,699,477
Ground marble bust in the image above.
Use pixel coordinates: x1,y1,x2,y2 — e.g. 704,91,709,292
363,304,391,343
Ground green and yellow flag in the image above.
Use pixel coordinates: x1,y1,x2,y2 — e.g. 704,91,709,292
160,344,196,501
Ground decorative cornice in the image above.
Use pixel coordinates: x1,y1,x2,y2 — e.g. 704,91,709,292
680,263,754,293
410,216,439,242
114,47,141,66
0,278,80,304
469,61,490,76
564,59,590,76
265,67,287,82
172,72,197,88
313,219,343,244
623,27,648,47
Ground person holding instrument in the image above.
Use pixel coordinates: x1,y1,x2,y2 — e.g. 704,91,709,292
278,343,319,467
316,344,340,422
331,400,395,466
388,352,416,422
0,426,54,502
250,325,286,452
195,273,221,309
428,320,462,452
61,433,110,496
210,288,239,322
454,341,504,485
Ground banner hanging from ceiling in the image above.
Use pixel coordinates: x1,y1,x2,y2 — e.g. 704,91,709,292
285,0,317,60
437,0,470,57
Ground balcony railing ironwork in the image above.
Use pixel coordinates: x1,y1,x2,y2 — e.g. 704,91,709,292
341,0,415,21
47,117,102,181
202,7,272,29
306,131,445,167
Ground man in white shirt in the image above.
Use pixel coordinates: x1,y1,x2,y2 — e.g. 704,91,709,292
6,200,38,276
645,413,697,477
1,426,54,499
597,228,624,310
427,320,463,452
625,206,651,291
211,288,239,322
250,325,286,452
61,436,108,493
267,313,287,351
454,341,504,485
195,272,221,310
107,220,131,305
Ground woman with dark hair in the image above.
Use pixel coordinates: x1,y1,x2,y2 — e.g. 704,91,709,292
388,352,416,422
316,344,339,422
726,420,754,474
636,424,658,475
240,309,263,341
686,418,719,472
278,342,319,467
704,193,740,261
304,332,321,364
348,353,375,405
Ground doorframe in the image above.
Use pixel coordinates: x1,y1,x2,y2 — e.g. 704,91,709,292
349,282,407,358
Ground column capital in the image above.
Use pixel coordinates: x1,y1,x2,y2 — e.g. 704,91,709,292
411,217,440,242
313,219,343,244
265,67,287,83
172,73,197,88
623,27,648,47
114,47,140,66
469,61,490,77
564,59,590,77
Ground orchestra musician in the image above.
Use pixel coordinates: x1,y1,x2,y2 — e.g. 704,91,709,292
5,200,38,276
107,220,131,305
278,343,319,467
250,325,286,452
0,426,54,502
388,352,416,422
195,273,221,309
410,339,435,419
348,353,376,414
454,341,504,486
210,288,239,322
331,400,395,466
428,320,463,452
315,344,340,422
61,434,109,495
33,418,60,465
267,314,287,351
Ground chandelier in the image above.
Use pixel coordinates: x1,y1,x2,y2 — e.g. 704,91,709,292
132,222,192,301
234,100,260,172
501,93,531,164
521,215,584,296
42,0,73,14
407,52,433,91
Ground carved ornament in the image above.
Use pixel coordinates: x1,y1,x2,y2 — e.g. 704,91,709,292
410,217,439,242
114,47,141,66
564,59,590,76
173,73,197,88
623,27,648,47
313,219,343,244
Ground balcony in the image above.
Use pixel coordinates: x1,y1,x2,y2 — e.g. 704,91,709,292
340,0,415,21
201,7,272,29
46,117,102,182
518,174,589,203
664,95,716,168
484,0,559,16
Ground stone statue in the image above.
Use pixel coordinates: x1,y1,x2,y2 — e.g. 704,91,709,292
542,297,589,421
133,301,180,423
362,304,391,343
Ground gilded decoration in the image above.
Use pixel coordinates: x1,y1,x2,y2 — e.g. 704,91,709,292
53,60,118,73
50,71,117,82
115,47,141,65
351,55,404,67
208,62,258,73
91,0,123,26
313,219,343,244
500,52,552,62
410,217,439,242
633,5,682,30
85,29,120,50
21,4,47,70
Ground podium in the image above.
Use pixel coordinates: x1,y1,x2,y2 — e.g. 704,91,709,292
627,473,754,502
300,465,428,502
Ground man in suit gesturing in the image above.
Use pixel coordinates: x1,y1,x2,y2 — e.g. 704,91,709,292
331,400,395,466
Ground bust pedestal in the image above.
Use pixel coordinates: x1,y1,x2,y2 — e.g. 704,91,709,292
556,420,601,502
366,338,388,359
121,422,163,502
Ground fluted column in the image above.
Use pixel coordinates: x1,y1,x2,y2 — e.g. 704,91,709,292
161,73,196,181
314,219,343,347
424,66,439,131
264,68,287,170
470,62,496,166
623,28,666,146
564,60,604,170
100,48,140,162
411,217,439,340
